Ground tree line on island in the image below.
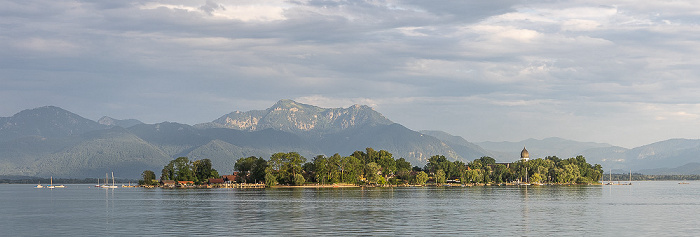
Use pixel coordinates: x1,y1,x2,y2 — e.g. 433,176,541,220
139,148,603,187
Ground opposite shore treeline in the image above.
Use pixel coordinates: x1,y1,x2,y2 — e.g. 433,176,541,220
140,148,604,187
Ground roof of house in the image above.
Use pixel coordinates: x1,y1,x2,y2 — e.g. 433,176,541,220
221,175,237,180
208,178,225,184
178,181,194,184
161,180,176,184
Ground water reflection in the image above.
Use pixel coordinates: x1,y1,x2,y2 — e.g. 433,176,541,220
5,182,698,236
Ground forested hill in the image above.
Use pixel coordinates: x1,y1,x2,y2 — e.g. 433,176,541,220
0,101,487,178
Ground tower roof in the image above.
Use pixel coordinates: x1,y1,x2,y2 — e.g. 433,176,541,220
521,147,529,159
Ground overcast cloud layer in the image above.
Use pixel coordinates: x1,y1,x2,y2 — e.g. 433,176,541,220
2,0,700,148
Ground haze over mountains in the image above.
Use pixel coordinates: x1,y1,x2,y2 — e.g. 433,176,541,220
1,100,699,178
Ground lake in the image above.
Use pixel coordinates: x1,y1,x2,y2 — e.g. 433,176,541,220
2,181,699,236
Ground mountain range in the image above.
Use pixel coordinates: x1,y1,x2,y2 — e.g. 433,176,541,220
1,100,700,178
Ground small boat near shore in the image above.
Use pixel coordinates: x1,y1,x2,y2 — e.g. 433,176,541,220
47,176,65,189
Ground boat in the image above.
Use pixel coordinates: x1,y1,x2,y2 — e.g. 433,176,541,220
605,169,614,185
122,182,135,188
34,182,43,188
101,173,109,188
46,176,65,188
104,172,118,189
679,182,690,184
101,173,117,189
47,176,55,189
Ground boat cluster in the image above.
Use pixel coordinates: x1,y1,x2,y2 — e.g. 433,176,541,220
34,172,129,189
34,176,65,189
96,172,119,189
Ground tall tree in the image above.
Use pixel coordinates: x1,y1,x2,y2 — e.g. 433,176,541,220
377,155,396,180
236,156,267,183
313,155,329,184
435,169,446,184
341,156,362,184
365,162,381,184
173,157,193,181
140,170,156,185
160,160,175,181
193,159,216,184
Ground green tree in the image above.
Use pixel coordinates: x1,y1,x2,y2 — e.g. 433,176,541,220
268,152,307,185
293,173,306,186
465,169,483,183
265,167,278,187
302,161,315,182
365,162,381,184
341,156,363,184
415,171,429,185
173,157,193,181
251,157,268,183
435,169,446,184
452,160,467,180
530,172,542,183
563,163,581,183
478,156,496,166
377,155,396,180
140,170,156,185
492,164,508,183
468,159,483,170
192,159,216,184
396,168,411,183
395,158,412,172
425,155,453,176
235,156,257,182
313,155,328,184
160,160,175,181
328,154,342,183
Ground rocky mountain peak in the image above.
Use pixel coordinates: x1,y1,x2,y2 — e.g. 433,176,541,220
208,100,392,135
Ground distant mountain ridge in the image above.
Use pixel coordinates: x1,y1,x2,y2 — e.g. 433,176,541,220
198,99,393,136
0,100,485,178
2,101,700,178
98,116,143,128
476,137,613,162
0,106,106,142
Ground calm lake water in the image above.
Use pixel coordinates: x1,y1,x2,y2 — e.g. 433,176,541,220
2,181,700,236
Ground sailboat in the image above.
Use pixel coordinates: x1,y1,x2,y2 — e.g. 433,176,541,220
47,176,55,189
95,178,101,187
35,181,43,188
104,172,118,189
101,173,109,188
605,169,613,185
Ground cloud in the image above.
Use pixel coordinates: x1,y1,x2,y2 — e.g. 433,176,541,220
2,0,700,148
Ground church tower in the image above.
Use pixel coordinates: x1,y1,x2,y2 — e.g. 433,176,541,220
520,147,529,162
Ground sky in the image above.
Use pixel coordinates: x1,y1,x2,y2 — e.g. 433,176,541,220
2,0,700,148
